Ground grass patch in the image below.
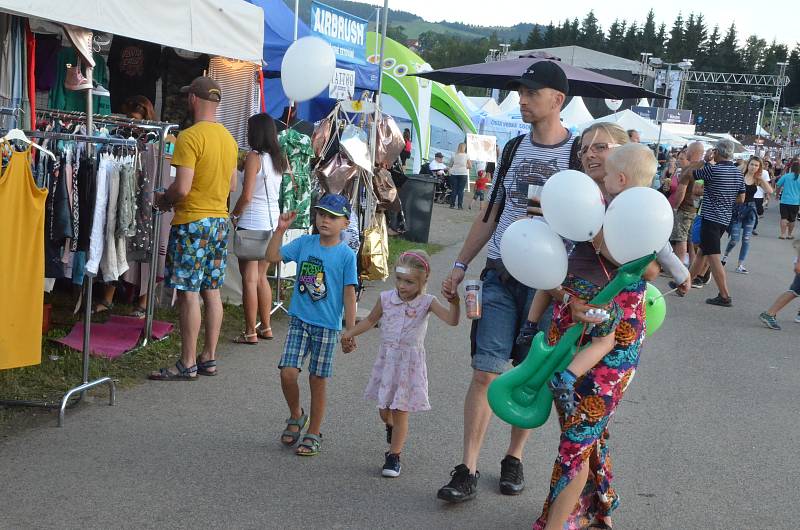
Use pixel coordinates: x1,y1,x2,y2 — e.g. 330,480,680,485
388,236,444,267
0,290,265,427
1,239,437,428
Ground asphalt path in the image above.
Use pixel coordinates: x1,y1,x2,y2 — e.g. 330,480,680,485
1,204,798,529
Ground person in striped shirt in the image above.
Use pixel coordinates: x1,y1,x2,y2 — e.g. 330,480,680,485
686,139,746,307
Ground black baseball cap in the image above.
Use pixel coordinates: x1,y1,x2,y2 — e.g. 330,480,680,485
506,61,569,95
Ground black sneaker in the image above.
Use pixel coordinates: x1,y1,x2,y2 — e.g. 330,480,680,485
382,452,401,478
701,270,712,285
437,464,479,503
499,455,525,495
691,277,705,289
706,294,732,307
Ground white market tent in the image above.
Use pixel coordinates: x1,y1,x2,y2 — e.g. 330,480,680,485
457,91,481,114
499,91,520,114
705,132,747,153
575,109,686,146
560,96,593,128
0,0,264,61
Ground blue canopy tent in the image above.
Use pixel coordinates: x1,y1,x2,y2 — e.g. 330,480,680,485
248,0,380,122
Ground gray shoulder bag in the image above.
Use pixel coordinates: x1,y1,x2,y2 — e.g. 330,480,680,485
234,156,274,260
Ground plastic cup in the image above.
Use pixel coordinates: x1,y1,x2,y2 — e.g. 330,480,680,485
464,279,483,320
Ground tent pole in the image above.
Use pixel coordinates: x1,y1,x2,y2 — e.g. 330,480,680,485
293,0,299,41
370,0,389,166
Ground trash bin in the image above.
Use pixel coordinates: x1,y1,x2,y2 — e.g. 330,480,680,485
398,174,437,243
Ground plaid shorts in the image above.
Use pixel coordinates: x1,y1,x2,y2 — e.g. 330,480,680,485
279,317,340,378
166,217,229,292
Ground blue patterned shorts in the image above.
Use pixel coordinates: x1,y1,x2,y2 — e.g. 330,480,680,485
279,317,340,378
165,217,229,292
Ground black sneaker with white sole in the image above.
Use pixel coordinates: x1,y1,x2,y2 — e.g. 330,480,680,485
706,294,732,307
437,464,479,502
382,452,401,477
499,455,525,495
691,277,705,289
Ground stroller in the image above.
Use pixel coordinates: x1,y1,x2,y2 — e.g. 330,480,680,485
421,160,451,205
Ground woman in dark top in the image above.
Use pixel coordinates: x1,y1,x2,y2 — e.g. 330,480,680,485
722,156,772,273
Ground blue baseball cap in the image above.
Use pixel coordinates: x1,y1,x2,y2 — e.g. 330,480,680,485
314,194,351,217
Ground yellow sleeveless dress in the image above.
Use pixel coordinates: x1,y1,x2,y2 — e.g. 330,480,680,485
0,146,48,370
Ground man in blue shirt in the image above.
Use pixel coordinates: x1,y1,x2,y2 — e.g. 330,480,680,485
266,194,358,456
687,139,745,307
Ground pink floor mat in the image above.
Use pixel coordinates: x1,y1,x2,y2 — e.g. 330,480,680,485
55,315,174,359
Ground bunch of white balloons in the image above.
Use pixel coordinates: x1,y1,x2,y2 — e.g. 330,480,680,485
500,170,673,289
281,37,337,102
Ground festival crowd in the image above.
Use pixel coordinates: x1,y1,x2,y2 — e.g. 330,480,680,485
112,66,799,529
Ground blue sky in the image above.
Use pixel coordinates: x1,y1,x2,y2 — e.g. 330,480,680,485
357,1,797,48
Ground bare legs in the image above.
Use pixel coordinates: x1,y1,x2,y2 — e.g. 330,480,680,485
177,289,222,368
543,462,589,530
256,260,273,333
280,367,328,450
462,369,530,473
780,218,795,238
388,410,409,455
766,292,798,317
239,258,273,337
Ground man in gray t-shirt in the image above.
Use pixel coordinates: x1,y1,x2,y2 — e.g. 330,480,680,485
438,61,577,503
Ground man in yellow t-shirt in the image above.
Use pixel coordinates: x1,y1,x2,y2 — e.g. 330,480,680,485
150,76,238,381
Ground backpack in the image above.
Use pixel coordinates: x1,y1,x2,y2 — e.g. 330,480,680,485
482,133,581,223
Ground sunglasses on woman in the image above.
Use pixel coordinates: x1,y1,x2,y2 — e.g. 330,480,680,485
578,142,620,157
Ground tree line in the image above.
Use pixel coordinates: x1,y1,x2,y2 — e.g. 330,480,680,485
391,9,800,107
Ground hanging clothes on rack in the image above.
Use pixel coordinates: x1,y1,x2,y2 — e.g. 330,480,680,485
160,48,209,129
107,36,161,113
0,145,47,370
0,15,31,130
278,128,313,229
208,57,259,147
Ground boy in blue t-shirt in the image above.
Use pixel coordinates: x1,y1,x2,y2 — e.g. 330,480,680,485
266,194,358,456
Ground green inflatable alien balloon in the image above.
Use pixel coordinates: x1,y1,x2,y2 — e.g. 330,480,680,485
487,253,656,429
644,282,666,337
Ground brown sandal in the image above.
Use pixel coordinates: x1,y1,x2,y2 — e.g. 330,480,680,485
256,326,273,340
232,331,258,345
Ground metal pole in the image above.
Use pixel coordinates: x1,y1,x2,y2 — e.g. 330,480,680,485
293,0,300,41
81,86,94,399
664,63,672,109
375,8,380,59
370,0,389,166
143,125,176,345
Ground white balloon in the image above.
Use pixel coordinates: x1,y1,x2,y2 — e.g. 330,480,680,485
500,219,568,289
281,37,336,102
541,170,606,242
603,187,674,264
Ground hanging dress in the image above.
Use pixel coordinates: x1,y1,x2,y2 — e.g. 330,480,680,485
0,145,48,369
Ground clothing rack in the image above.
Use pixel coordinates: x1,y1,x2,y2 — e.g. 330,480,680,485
37,108,178,350
0,129,145,425
1,108,176,426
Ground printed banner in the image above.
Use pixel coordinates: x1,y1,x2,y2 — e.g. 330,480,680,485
311,1,368,65
466,133,497,163
329,68,356,100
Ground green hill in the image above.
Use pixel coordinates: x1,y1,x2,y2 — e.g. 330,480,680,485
282,0,539,43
